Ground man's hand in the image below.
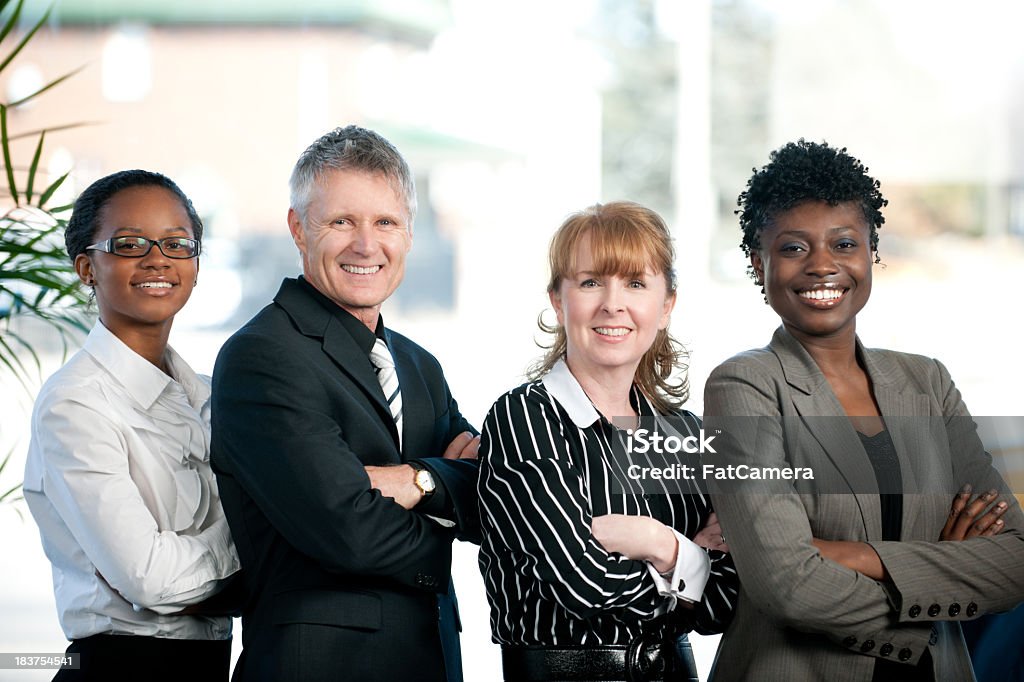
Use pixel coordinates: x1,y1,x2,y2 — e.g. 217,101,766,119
365,464,421,509
442,431,479,459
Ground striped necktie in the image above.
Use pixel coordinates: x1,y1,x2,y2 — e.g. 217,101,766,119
370,338,403,449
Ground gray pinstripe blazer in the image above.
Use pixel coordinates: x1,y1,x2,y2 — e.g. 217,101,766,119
703,326,1024,682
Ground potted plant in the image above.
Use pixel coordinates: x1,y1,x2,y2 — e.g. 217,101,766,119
0,0,90,507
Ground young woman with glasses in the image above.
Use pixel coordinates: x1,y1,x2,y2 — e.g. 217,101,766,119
24,170,240,681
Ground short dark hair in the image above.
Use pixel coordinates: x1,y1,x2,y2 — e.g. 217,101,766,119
65,170,203,262
737,139,886,282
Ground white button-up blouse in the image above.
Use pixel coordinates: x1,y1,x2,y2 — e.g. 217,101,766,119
24,321,239,641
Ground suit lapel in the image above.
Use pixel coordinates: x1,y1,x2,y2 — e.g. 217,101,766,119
387,330,431,459
274,279,399,451
321,320,390,414
771,327,882,540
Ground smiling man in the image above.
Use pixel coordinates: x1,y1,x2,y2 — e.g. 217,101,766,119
210,126,480,682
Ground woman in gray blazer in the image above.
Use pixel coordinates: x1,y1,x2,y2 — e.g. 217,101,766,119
703,140,1024,681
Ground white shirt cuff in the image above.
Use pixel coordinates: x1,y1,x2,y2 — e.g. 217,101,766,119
646,529,711,607
426,514,456,527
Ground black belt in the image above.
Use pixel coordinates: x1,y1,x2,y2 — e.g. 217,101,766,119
501,633,698,682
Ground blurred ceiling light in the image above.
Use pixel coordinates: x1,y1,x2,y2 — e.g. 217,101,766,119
102,24,152,103
46,147,75,207
5,63,43,109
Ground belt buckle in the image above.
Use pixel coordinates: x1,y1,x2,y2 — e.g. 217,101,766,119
626,632,665,682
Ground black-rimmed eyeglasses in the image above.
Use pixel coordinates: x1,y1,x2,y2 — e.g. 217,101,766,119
85,236,201,259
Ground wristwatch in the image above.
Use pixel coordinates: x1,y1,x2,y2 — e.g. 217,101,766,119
409,461,436,499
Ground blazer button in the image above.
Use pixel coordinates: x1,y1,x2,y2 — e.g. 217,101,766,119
927,603,941,617
860,640,875,653
908,605,921,618
948,603,961,617
842,636,857,648
966,602,978,617
898,648,913,662
879,643,893,657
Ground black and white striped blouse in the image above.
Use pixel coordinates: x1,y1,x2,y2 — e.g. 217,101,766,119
478,359,737,646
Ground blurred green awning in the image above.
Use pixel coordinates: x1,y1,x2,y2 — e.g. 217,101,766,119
48,0,451,40
370,122,521,165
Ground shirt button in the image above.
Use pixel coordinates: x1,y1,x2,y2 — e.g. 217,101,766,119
898,648,913,662
966,602,978,617
927,603,941,617
879,643,893,657
948,603,961,617
842,636,857,648
908,605,921,618
860,640,875,652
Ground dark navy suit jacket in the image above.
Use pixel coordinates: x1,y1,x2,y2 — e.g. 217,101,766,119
211,277,479,682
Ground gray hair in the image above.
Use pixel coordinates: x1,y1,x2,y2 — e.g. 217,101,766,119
289,125,417,223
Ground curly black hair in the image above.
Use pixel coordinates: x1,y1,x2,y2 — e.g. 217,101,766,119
736,139,887,283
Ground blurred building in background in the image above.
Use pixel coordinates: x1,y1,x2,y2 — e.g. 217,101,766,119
10,0,528,329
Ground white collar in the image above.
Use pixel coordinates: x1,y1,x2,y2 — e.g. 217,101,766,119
542,358,602,428
82,321,207,410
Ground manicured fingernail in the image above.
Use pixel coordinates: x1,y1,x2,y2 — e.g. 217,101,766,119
997,502,1007,510
985,489,997,500
960,483,972,495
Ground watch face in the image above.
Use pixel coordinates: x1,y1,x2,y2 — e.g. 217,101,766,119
415,469,436,494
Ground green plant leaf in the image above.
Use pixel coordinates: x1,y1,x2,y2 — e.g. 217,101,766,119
0,446,11,476
8,65,85,109
0,2,53,75
6,121,94,143
0,483,23,504
0,105,18,204
37,170,68,207
28,127,46,195
0,334,34,390
0,0,24,48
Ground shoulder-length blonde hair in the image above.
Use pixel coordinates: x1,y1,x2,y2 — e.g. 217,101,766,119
529,201,689,413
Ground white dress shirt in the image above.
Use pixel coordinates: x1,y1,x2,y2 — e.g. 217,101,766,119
24,321,239,641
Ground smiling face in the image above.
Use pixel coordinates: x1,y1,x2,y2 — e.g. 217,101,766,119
75,185,198,339
288,168,412,330
551,232,675,383
752,199,873,344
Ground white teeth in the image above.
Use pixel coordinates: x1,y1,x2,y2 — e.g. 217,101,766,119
595,327,630,337
342,264,381,275
136,282,173,288
800,288,843,301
